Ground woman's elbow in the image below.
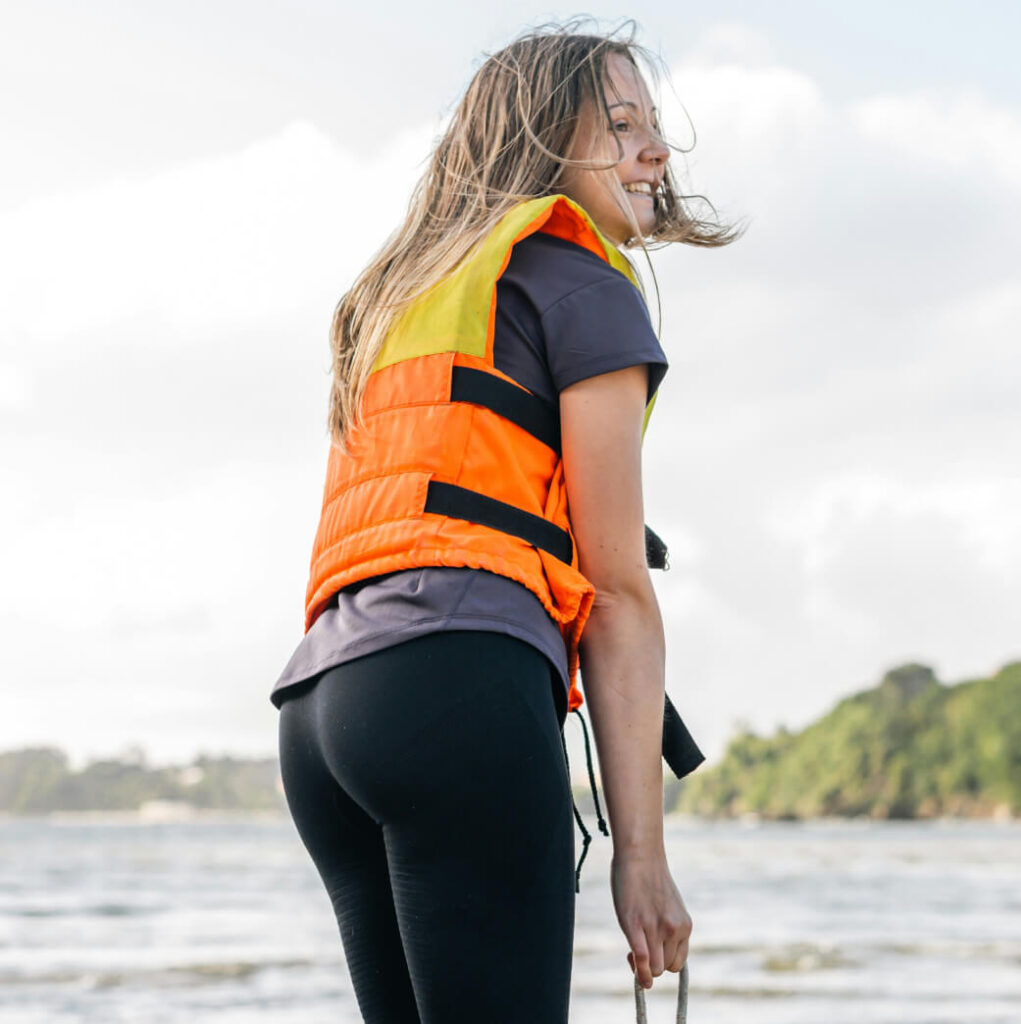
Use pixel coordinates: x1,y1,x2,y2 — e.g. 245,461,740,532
586,568,660,619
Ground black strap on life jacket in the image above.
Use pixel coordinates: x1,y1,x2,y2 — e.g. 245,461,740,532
424,366,575,561
450,366,561,454
441,366,670,572
424,481,574,564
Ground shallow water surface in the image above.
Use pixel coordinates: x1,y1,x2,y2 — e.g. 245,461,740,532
1,817,1019,1022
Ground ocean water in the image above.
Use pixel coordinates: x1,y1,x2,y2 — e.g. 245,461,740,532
1,816,1019,1023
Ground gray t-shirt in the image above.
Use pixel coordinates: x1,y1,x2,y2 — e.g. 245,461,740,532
271,567,566,709
270,231,667,710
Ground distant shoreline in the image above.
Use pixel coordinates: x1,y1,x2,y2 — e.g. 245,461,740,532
0,807,290,825
4,809,1018,827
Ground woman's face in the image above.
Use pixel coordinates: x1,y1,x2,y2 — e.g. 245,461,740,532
560,52,670,246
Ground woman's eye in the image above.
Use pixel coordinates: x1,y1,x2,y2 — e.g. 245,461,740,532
611,120,630,133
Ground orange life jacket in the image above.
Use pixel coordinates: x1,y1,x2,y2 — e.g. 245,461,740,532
304,195,657,710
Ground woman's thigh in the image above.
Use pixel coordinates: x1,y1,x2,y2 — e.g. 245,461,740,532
283,630,576,1024
278,683,420,1023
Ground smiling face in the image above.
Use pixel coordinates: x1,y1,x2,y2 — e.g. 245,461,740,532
559,51,670,246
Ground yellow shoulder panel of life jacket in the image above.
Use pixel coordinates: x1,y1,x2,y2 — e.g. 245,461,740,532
373,194,659,434
374,195,640,362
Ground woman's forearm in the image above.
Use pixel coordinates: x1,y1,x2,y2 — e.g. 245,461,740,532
578,582,666,855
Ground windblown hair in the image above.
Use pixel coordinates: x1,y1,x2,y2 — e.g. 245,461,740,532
328,19,741,445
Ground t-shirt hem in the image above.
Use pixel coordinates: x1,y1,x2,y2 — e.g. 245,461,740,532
270,616,569,709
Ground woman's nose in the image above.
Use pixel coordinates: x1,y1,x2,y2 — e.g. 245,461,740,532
640,130,670,166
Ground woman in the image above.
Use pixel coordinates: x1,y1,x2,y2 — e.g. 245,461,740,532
272,22,739,1024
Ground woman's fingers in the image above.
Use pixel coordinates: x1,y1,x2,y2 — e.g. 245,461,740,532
647,932,665,979
630,912,691,987
664,911,692,972
626,918,692,988
626,926,654,989
665,934,689,973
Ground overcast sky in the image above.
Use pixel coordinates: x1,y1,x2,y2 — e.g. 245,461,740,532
2,1,1019,769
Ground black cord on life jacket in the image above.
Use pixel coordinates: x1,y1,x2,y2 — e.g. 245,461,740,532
571,707,609,838
561,707,609,892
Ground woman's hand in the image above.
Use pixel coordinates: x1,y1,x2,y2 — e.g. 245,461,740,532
612,849,692,990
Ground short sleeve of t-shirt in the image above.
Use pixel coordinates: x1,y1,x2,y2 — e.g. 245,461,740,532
493,232,668,405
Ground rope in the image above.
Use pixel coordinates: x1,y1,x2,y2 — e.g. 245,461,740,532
570,799,592,893
570,708,609,837
561,708,611,890
633,963,688,1023
560,728,591,892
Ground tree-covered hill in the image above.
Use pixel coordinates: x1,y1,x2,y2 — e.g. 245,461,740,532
675,661,1021,820
0,748,286,815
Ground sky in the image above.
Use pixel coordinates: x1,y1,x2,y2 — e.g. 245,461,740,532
2,1,1019,770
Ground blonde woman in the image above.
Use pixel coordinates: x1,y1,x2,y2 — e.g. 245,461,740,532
272,22,739,1023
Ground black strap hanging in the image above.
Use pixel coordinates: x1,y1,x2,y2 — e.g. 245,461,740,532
560,728,591,892
571,707,609,838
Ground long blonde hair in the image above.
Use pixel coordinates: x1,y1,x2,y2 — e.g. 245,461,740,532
328,19,741,446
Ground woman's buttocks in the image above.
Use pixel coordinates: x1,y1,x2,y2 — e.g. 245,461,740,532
282,630,571,829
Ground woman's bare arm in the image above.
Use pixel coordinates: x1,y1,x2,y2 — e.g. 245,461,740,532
560,364,691,987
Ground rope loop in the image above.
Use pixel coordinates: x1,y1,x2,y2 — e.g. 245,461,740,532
633,963,688,1024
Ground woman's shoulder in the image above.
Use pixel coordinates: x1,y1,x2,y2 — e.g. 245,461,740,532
501,232,638,315
495,231,664,400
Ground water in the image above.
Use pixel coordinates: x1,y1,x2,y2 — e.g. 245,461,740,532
1,816,1019,1022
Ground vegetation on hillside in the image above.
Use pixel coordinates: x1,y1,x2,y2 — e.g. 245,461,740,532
674,661,1021,819
0,747,285,815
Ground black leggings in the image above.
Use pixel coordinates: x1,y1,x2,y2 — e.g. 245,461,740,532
277,630,576,1024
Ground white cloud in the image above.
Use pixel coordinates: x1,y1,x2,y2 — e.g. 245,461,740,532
681,22,778,66
661,56,829,206
0,363,34,412
0,120,437,355
851,89,1021,189
671,62,827,145
776,474,1021,581
2,21,1020,765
